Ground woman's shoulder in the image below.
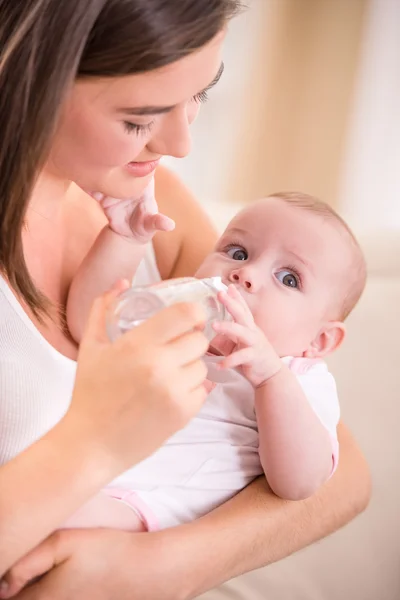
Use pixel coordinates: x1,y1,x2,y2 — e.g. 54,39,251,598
65,183,107,236
154,166,218,279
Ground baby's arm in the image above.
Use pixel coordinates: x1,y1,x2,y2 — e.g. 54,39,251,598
254,366,334,500
67,182,174,343
67,227,149,343
213,285,336,501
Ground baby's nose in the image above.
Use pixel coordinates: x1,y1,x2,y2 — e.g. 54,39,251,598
229,270,252,290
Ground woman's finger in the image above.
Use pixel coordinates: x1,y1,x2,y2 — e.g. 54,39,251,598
125,301,207,345
219,347,255,370
0,532,70,599
167,329,209,367
11,567,62,600
83,280,130,343
213,320,256,346
181,358,208,393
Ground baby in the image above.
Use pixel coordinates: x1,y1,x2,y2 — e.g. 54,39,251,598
63,188,366,532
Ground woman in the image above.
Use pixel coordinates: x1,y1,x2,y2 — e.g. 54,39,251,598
0,1,370,599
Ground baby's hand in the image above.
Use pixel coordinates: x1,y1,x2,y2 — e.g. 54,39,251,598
213,285,282,388
91,178,175,243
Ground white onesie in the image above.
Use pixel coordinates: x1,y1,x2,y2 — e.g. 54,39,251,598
108,354,340,530
0,244,340,530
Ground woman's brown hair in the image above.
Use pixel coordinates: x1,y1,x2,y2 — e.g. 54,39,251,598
0,0,242,318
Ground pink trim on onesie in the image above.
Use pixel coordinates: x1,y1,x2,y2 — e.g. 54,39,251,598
103,488,159,532
288,357,339,476
288,357,323,374
329,436,339,474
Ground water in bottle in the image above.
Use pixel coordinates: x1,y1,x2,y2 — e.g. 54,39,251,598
107,276,230,342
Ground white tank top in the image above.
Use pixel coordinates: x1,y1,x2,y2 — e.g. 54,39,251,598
0,244,161,464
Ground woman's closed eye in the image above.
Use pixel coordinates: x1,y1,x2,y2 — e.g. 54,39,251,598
193,90,209,104
225,245,248,261
275,269,301,290
123,121,154,136
123,90,209,136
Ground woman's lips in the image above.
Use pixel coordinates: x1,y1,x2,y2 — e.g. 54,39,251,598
125,159,160,177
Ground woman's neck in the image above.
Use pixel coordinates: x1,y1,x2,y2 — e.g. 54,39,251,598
23,167,75,305
28,167,72,222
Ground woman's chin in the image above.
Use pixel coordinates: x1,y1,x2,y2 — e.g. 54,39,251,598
83,172,154,201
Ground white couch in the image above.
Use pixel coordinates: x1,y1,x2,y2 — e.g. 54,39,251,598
199,208,400,600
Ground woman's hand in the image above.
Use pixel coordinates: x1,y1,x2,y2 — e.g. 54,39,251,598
0,283,210,578
69,283,209,474
1,529,192,600
91,178,175,242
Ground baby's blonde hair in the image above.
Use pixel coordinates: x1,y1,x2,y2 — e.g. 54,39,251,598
268,191,367,321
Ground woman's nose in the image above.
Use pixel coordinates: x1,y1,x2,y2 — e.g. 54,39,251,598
147,106,192,159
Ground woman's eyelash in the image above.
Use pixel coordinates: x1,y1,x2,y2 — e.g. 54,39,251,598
123,121,154,135
124,91,208,135
193,90,209,104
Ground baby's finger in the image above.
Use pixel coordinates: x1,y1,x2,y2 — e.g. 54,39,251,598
228,284,252,310
219,347,255,370
144,213,175,232
218,288,253,326
228,285,255,317
213,320,256,346
87,191,105,202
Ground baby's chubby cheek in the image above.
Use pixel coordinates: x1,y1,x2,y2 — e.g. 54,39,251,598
250,310,283,351
194,255,224,280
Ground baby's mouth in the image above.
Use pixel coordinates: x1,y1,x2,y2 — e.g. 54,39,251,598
206,334,235,358
206,344,223,357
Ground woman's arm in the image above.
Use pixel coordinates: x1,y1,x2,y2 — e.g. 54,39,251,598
150,167,371,592
177,421,370,597
0,292,209,577
147,422,370,599
3,168,370,599
0,417,112,576
3,422,370,600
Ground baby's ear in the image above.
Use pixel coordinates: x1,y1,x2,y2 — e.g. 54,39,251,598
304,322,346,359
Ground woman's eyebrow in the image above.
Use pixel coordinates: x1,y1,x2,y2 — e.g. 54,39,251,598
117,62,225,117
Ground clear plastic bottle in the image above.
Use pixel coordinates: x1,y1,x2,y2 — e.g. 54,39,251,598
107,276,229,342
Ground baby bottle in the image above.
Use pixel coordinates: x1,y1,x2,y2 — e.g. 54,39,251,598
107,276,229,342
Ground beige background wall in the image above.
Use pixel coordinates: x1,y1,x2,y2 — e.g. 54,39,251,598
230,0,368,206
165,0,368,209
338,0,400,231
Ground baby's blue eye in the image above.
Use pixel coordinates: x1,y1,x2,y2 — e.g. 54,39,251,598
275,270,299,288
226,247,248,261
